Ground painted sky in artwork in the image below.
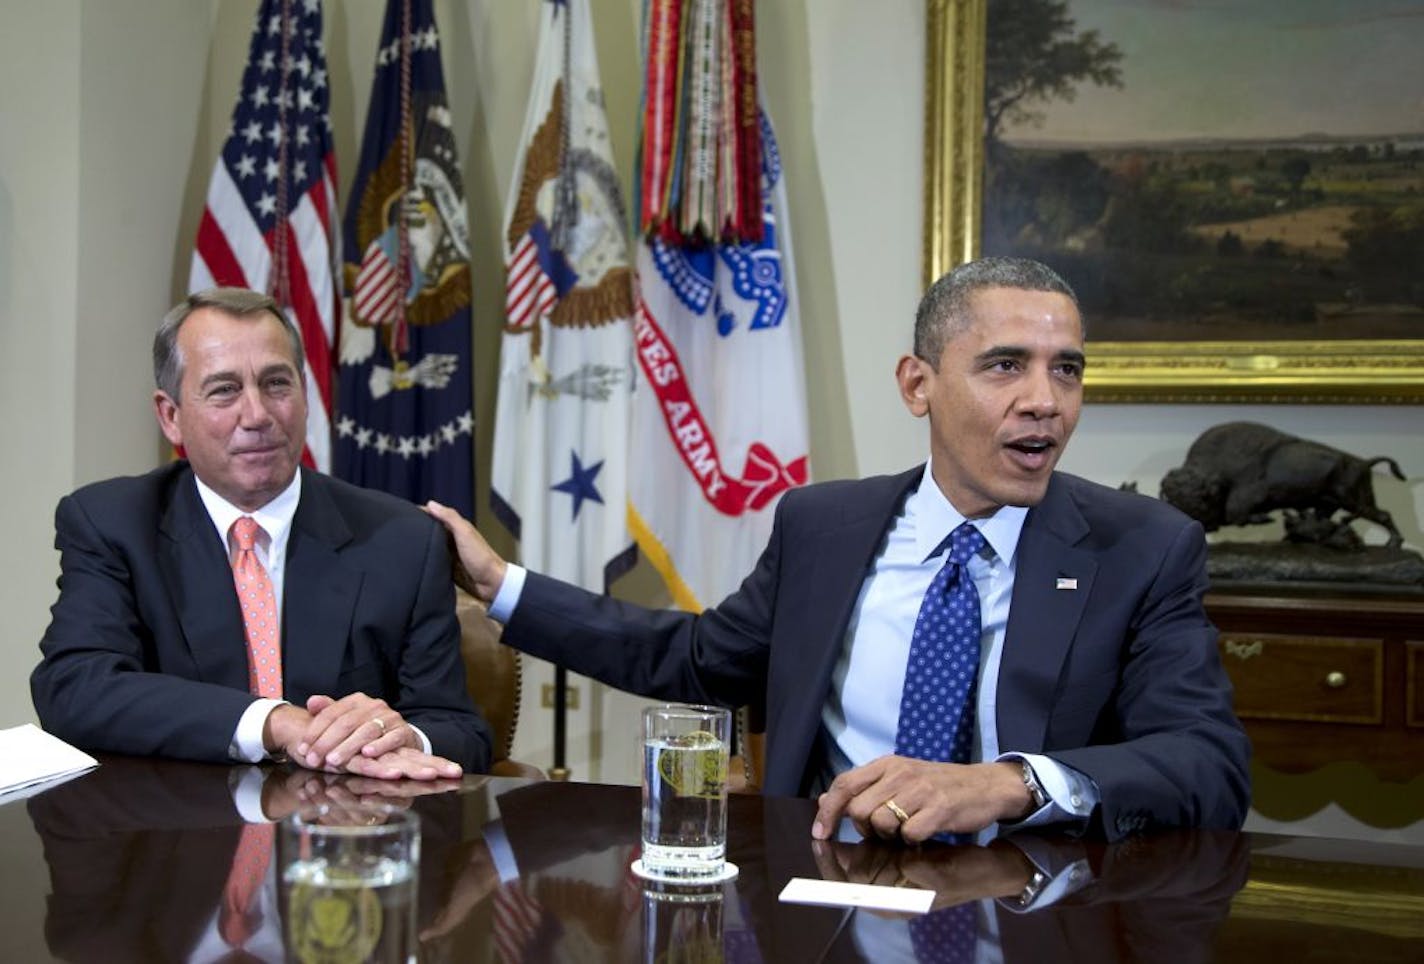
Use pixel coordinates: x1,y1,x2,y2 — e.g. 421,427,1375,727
1002,0,1424,144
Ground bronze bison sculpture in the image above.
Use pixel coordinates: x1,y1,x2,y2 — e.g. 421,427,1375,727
1159,422,1405,549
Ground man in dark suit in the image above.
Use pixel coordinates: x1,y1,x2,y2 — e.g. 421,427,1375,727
32,288,489,777
427,257,1249,838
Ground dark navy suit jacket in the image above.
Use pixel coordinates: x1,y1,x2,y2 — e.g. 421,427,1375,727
31,462,490,771
502,468,1249,839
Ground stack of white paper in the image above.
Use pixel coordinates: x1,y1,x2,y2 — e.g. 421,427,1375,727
0,723,98,804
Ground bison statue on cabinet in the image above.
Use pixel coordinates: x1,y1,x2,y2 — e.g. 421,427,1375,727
1159,422,1405,549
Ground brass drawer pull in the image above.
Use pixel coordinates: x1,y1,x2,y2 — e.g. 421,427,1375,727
1325,671,1347,689
1225,639,1263,661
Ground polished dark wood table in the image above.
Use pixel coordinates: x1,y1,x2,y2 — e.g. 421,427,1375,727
3,755,1422,962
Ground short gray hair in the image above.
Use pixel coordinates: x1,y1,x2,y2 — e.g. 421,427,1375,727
913,257,1079,367
154,288,304,400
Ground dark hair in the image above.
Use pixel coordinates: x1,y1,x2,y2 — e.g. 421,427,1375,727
153,288,304,400
913,256,1079,367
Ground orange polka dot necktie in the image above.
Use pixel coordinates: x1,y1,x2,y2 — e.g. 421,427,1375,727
231,516,282,699
219,821,274,950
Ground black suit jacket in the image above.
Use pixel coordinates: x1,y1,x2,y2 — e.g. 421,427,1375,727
502,468,1250,838
31,462,490,771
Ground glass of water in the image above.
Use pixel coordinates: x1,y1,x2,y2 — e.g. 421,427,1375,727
635,703,736,882
278,803,420,964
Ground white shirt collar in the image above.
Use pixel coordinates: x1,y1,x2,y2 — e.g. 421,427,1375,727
910,460,1028,566
194,470,302,552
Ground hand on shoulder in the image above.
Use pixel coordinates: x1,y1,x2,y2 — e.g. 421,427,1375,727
423,500,507,605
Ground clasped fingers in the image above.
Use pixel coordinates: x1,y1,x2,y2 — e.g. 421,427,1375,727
295,693,414,770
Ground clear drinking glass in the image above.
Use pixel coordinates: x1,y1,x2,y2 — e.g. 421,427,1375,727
278,803,420,964
637,703,735,881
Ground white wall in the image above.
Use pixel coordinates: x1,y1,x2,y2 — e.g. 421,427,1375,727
1,3,82,730
2,2,1419,793
0,1,212,729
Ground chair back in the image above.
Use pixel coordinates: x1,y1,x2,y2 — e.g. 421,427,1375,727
456,590,541,778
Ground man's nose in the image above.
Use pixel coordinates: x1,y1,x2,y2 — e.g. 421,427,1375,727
1018,367,1061,417
236,385,274,427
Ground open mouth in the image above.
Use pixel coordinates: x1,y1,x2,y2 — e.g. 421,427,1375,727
1006,436,1055,455
1004,437,1057,469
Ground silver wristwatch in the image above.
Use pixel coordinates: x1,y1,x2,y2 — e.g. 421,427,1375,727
1020,760,1048,811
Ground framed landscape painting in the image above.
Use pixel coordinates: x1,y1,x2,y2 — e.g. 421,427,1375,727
924,0,1424,402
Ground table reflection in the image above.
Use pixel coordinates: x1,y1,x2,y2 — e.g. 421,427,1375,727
24,757,1253,963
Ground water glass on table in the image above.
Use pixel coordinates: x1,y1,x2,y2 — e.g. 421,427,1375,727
278,803,420,964
635,703,738,883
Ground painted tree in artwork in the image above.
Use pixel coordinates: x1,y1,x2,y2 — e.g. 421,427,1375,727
984,0,1123,155
983,0,1127,255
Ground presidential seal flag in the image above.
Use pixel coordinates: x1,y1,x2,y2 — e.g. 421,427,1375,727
335,0,474,516
631,112,810,611
190,0,339,472
491,0,636,592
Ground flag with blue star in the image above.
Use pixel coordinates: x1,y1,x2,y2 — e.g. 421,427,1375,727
551,451,605,522
333,0,474,517
491,0,636,592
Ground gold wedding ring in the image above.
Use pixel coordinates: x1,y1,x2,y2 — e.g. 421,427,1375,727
884,799,910,824
371,716,387,735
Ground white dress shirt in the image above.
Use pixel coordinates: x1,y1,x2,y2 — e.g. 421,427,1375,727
194,473,430,762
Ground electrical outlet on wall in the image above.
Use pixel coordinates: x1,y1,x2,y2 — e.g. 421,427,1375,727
541,683,580,710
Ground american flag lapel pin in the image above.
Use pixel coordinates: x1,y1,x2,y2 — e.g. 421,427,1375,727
1056,577,1078,590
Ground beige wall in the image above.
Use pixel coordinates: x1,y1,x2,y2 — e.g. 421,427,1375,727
2,1,1420,795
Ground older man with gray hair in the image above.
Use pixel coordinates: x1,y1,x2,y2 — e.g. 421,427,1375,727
33,287,489,778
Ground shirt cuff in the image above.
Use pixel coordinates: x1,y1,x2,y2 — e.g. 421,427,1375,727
408,724,432,755
996,752,1099,830
997,835,1093,912
482,819,521,883
231,698,288,763
487,563,528,623
228,765,271,823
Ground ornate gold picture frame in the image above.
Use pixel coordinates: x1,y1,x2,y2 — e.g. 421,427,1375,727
923,0,1424,403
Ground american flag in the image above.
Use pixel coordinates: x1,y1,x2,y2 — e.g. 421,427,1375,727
491,880,543,963
190,0,339,472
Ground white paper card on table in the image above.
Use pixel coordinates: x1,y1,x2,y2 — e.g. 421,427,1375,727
778,877,935,914
0,724,99,803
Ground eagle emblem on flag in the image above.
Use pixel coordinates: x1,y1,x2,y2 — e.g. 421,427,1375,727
342,95,471,393
504,79,633,370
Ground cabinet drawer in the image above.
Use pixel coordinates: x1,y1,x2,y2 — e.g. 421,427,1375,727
1218,633,1382,724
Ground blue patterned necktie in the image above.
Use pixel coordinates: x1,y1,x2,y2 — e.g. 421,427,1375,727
909,901,977,963
894,521,987,764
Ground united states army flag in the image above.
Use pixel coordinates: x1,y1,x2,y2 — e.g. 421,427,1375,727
630,113,810,612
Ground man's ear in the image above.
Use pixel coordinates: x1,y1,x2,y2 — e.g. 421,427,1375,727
895,354,931,418
153,391,183,448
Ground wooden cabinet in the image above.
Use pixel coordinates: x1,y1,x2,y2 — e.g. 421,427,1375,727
1206,590,1424,781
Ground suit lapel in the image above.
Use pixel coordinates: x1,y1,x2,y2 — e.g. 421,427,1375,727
767,469,921,795
157,469,249,689
282,471,361,700
998,476,1097,752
